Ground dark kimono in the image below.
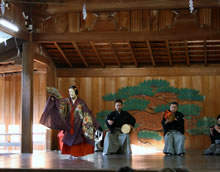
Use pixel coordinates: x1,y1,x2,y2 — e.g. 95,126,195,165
204,126,220,155
161,111,185,155
40,96,100,157
103,110,136,155
161,111,184,136
106,110,136,132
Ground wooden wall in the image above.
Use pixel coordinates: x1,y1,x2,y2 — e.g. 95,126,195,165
57,67,220,152
0,72,47,131
37,8,220,33
0,66,219,152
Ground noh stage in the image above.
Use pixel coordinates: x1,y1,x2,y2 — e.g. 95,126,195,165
0,151,220,172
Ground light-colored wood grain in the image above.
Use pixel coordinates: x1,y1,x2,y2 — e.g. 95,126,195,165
56,72,220,151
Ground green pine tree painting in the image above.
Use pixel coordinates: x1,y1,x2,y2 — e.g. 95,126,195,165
96,79,213,143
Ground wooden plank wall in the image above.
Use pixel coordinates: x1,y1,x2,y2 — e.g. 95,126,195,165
0,67,219,152
37,8,220,33
57,73,220,152
0,72,46,133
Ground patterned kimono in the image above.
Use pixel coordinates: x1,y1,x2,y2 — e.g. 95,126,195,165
40,96,100,157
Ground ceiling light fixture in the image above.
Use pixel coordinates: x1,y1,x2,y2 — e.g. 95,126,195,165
0,18,19,32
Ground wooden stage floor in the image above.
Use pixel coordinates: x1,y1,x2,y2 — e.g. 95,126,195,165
0,151,220,172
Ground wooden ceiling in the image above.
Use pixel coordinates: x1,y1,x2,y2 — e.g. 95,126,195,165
39,40,220,68
1,0,220,69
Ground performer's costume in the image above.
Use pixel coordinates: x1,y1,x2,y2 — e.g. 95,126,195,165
161,110,185,155
40,92,100,157
103,110,136,155
204,126,220,155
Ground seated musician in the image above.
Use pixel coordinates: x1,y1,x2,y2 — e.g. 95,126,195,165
161,102,185,156
203,114,220,155
103,99,136,155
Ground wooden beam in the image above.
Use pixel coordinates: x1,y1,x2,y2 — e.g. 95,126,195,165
110,42,121,67
21,42,33,153
0,64,21,73
128,41,138,67
33,31,220,42
0,61,15,65
204,40,208,66
39,44,52,58
90,41,105,68
34,53,51,65
165,40,173,66
54,42,72,67
38,43,56,65
0,63,46,74
72,42,89,67
44,0,220,13
56,65,220,77
184,40,190,66
146,41,156,67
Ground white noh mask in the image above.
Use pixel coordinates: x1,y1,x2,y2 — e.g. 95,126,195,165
69,88,76,99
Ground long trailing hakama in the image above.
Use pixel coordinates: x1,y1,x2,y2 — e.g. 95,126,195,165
40,96,100,157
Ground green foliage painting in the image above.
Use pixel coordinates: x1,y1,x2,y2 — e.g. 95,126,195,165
188,117,217,135
138,130,163,141
96,79,207,143
154,104,202,119
123,98,150,111
103,79,204,101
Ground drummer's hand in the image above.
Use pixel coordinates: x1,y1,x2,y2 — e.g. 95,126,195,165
165,119,171,124
214,125,220,132
129,124,134,132
107,120,114,125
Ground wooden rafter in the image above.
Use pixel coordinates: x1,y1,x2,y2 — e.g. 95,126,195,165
128,41,138,67
72,42,89,67
89,41,105,68
165,40,173,66
184,40,190,66
109,42,121,67
39,43,55,65
39,43,52,58
204,40,208,66
146,41,156,67
54,42,72,67
34,53,51,66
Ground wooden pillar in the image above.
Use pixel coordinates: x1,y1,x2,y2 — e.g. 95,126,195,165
21,41,33,153
47,59,58,150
